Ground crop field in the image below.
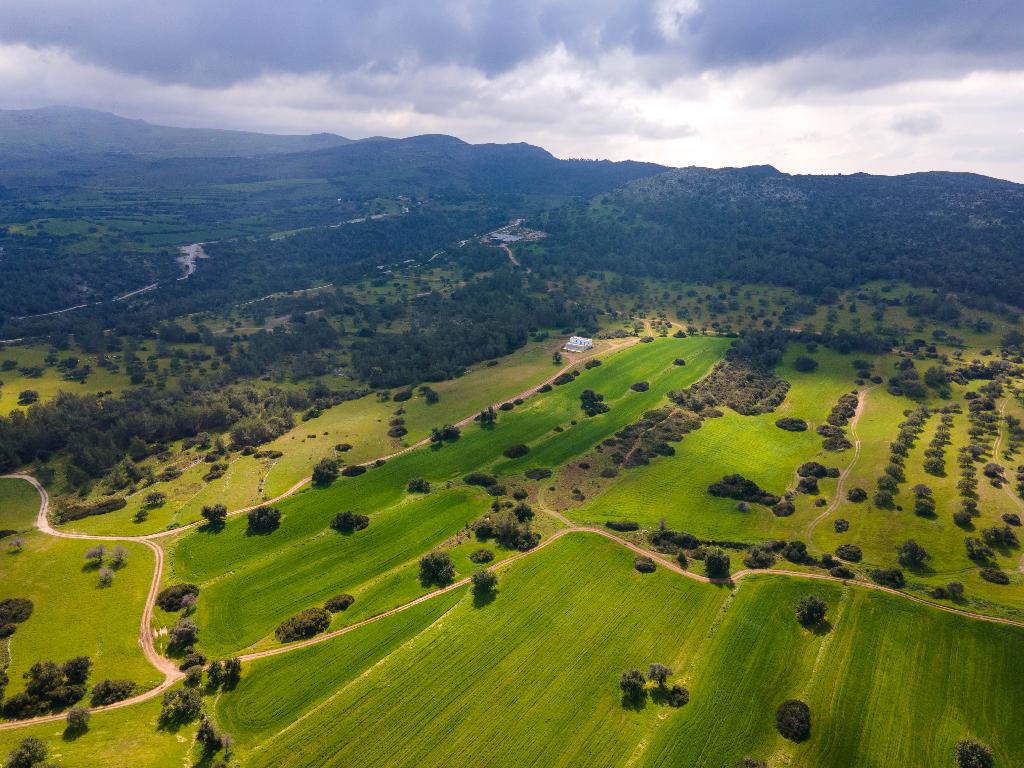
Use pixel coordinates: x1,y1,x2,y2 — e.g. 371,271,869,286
572,345,857,538
1,530,159,696
162,337,726,654
218,533,729,767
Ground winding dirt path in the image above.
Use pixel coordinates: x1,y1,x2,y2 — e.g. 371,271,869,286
805,387,871,540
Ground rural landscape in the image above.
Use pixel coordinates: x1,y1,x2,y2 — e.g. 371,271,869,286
2,4,1024,767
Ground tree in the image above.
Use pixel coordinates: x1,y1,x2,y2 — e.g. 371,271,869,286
619,668,646,701
775,699,811,742
4,737,47,768
793,355,819,372
478,407,497,428
312,457,340,486
471,569,498,598
159,688,202,725
246,505,281,534
419,551,455,586
201,503,228,528
91,679,135,705
62,656,92,685
145,491,166,508
704,548,730,578
84,544,105,564
407,477,431,493
847,487,867,502
196,714,223,753
795,595,827,628
330,511,369,533
98,566,114,587
275,608,331,642
65,706,90,734
647,663,672,687
169,617,199,650
896,539,930,568
110,544,128,567
956,738,994,768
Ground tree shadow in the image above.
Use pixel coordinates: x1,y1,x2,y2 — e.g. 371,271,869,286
810,619,833,636
196,521,225,535
648,686,670,706
472,588,497,609
61,724,88,742
80,560,102,573
620,691,648,711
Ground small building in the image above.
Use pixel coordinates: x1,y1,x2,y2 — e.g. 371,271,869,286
564,336,593,353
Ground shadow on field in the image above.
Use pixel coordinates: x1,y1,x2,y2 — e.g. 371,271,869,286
472,588,497,608
811,619,833,636
621,692,647,711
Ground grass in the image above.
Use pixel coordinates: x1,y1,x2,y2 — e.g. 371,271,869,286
217,533,729,767
569,345,857,539
1,530,160,699
0,697,195,767
0,476,40,532
0,344,130,415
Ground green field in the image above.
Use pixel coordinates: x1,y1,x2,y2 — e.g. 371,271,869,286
0,476,40,531
211,534,1024,767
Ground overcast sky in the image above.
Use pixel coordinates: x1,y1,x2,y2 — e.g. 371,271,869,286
1,1,1023,179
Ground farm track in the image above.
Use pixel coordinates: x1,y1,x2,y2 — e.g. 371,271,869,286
5,353,1024,732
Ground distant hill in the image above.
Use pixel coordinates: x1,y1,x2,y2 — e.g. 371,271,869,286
0,106,353,164
539,164,1024,306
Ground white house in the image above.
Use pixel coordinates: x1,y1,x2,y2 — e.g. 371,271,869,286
564,336,594,353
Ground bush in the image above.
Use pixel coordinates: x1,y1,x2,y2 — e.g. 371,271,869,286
979,568,1010,585
956,738,994,768
200,503,227,528
311,458,340,486
835,543,862,562
793,355,819,372
634,556,656,573
275,608,332,642
775,417,808,432
420,550,455,586
896,539,930,567
330,511,369,533
795,595,827,628
469,548,494,564
630,381,650,392
524,467,553,480
247,505,281,534
667,684,689,707
0,598,33,625
829,565,854,579
66,706,90,733
782,540,811,564
179,651,206,671
775,699,811,742
407,477,431,493
847,487,868,502
4,738,48,768
833,518,850,533
743,545,775,569
324,594,355,612
605,520,640,532
155,584,199,612
159,688,202,725
340,464,367,477
1002,513,1021,526
169,617,199,650
91,679,136,705
503,444,530,459
464,472,498,487
704,548,730,578
869,567,905,588
708,474,780,507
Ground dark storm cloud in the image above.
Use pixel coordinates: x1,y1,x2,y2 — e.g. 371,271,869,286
1,1,1022,89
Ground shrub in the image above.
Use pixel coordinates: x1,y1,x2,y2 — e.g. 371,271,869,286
0,598,33,625
979,568,1010,585
795,595,827,628
330,511,369,533
407,477,431,493
503,444,530,459
1002,513,1021,526
704,548,730,578
311,458,340,486
775,417,808,432
324,594,355,612
829,565,854,579
66,706,90,733
847,487,868,503
275,608,331,642
246,505,281,534
605,520,640,532
340,464,367,477
469,548,494,564
667,684,689,707
772,500,795,517
743,545,775,569
673,358,686,366
200,503,227,528
4,738,48,768
869,567,905,588
896,539,930,567
782,540,811,564
630,381,650,392
464,472,498,487
956,738,994,768
833,518,850,533
520,468,553,484
179,651,206,671
91,679,136,705
634,556,656,573
775,699,811,742
793,355,819,372
708,474,780,507
835,543,862,562
156,584,199,612
159,688,202,725
169,618,199,650
420,551,455,586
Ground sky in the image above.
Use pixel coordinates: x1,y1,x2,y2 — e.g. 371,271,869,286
1,0,1023,180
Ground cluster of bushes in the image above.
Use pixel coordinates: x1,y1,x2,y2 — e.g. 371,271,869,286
419,551,456,586
605,520,640,532
473,509,539,551
502,444,530,459
407,477,431,493
869,567,906,588
827,393,858,427
311,457,340,485
580,389,609,417
90,678,136,705
429,424,461,444
618,664,688,708
0,597,33,638
53,496,127,524
156,583,199,612
708,474,780,507
817,423,852,452
923,413,954,476
795,462,840,495
775,417,807,432
634,556,657,573
606,407,702,468
3,656,91,719
330,511,369,533
324,594,355,612
669,361,789,416
275,608,332,642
